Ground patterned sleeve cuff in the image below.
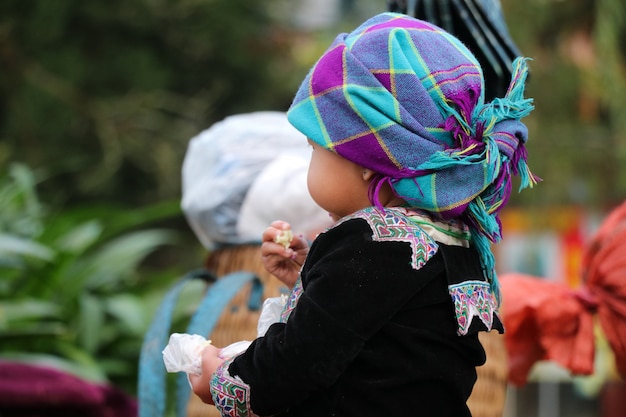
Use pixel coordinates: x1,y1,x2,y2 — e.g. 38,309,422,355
279,276,304,323
210,357,259,417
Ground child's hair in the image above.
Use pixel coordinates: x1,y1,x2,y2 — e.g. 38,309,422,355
287,12,537,302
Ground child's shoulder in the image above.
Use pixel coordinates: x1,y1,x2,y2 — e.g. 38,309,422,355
335,207,433,236
330,207,439,270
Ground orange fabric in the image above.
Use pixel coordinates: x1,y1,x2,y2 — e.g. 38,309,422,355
500,201,626,386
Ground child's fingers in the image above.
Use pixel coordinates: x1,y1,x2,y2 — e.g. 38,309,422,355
261,239,290,258
201,343,220,358
188,372,199,385
269,220,290,229
189,344,222,405
189,368,213,404
261,247,292,274
262,222,291,245
288,233,308,251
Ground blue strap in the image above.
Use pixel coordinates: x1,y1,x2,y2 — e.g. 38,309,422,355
138,273,192,417
138,270,261,417
175,272,261,417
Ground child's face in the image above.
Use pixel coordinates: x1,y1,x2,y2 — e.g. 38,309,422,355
306,140,372,222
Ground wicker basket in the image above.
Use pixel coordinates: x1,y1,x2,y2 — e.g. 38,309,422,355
186,245,509,417
186,245,286,417
468,331,509,417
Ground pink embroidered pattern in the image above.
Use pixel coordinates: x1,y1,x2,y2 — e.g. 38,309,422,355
279,277,303,323
337,207,439,270
448,280,499,335
210,357,258,417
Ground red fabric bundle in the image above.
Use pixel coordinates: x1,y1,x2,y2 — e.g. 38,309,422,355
501,201,626,385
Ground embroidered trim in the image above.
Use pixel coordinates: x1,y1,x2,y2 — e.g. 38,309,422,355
336,207,439,270
210,357,258,417
280,276,303,323
448,280,499,335
401,209,471,247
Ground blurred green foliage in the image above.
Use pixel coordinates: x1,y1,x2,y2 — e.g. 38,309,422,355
0,163,189,393
0,0,309,400
0,0,625,401
0,0,300,205
502,0,626,210
2,0,623,210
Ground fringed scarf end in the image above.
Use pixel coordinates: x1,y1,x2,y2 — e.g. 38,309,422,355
467,220,502,307
479,57,535,123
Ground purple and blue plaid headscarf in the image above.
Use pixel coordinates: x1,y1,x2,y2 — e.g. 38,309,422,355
287,12,537,301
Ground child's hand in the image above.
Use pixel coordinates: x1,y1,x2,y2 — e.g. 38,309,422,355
188,344,223,405
261,220,308,289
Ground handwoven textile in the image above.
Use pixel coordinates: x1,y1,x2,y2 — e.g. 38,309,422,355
287,12,536,301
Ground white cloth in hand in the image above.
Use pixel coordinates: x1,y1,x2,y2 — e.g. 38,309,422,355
162,333,211,375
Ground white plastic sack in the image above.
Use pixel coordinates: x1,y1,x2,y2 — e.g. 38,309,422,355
237,154,332,243
181,111,318,250
257,295,288,337
218,340,252,359
163,296,287,375
162,333,211,375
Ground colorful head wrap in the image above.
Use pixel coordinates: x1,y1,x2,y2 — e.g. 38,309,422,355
287,12,537,301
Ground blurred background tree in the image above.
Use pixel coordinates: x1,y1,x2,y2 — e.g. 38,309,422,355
0,0,307,400
4,0,622,213
0,0,299,206
502,0,626,210
0,0,624,404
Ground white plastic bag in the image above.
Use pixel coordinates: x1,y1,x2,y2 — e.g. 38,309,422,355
181,111,315,250
218,340,252,359
162,333,210,375
257,295,288,337
162,295,287,375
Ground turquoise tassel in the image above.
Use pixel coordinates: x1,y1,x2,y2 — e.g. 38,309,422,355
517,159,538,191
478,57,534,123
469,223,502,306
468,197,501,241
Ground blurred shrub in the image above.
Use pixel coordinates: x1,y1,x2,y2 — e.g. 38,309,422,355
0,0,300,205
502,0,626,208
0,163,190,394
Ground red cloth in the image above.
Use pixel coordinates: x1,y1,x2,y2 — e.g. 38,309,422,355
501,201,626,386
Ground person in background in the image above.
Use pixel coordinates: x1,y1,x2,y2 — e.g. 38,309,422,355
181,111,331,253
180,111,332,417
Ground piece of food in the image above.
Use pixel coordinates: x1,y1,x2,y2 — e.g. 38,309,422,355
274,229,293,249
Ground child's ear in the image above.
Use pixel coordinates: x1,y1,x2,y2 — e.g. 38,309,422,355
362,168,375,182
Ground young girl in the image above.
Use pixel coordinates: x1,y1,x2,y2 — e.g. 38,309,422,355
190,12,536,416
